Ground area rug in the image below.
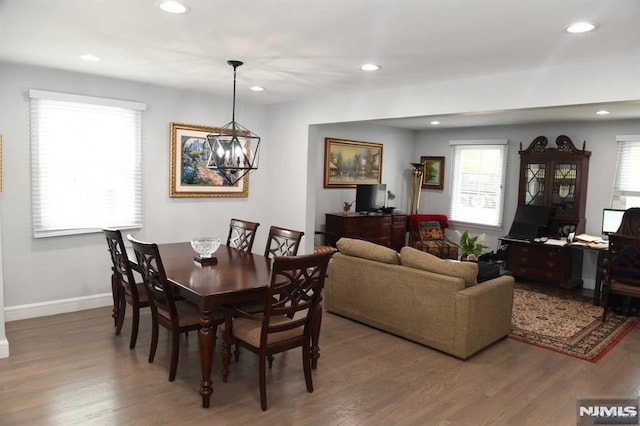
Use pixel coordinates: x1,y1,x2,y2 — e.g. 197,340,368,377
509,286,640,362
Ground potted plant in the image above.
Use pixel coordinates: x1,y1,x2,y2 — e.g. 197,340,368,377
453,230,489,261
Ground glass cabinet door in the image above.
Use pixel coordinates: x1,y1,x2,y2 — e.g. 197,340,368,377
552,162,577,214
524,162,546,205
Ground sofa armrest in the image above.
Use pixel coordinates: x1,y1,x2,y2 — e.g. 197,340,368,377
452,275,514,358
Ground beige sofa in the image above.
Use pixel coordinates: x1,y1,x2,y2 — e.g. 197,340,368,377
324,238,514,359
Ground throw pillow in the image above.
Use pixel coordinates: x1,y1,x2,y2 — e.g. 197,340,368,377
336,238,400,265
418,221,444,241
400,246,478,287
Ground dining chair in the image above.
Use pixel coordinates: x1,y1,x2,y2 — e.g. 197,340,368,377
226,218,260,253
221,251,333,411
263,225,304,258
103,228,150,349
601,233,640,321
233,225,305,360
127,234,224,381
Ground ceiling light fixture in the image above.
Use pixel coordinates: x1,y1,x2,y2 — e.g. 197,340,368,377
565,21,597,33
360,63,380,71
250,86,265,92
157,0,189,14
596,110,610,115
430,120,441,125
79,54,101,62
206,60,260,186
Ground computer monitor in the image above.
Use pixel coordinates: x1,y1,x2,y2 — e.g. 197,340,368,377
602,208,625,237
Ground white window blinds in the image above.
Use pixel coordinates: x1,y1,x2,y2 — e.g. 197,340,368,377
448,140,508,227
612,135,640,210
30,89,146,238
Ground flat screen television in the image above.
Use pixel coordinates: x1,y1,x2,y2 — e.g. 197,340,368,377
355,184,386,213
602,208,625,237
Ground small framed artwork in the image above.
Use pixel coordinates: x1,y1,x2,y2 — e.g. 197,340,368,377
420,156,445,189
169,122,248,197
324,138,383,188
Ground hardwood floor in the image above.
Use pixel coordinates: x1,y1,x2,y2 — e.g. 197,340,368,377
1,306,639,425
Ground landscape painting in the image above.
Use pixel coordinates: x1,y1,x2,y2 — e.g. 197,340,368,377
324,138,383,188
169,122,248,197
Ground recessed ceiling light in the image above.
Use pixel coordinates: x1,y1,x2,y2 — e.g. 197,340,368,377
596,110,610,115
360,63,380,71
430,120,441,125
250,86,265,92
565,22,597,33
79,54,101,62
157,0,189,14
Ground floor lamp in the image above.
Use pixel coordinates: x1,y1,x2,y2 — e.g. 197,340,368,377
409,162,424,215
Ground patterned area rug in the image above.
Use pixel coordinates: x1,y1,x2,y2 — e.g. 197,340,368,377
509,286,640,362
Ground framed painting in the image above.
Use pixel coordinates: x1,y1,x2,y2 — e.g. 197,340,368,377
420,156,445,189
323,138,383,188
169,122,248,197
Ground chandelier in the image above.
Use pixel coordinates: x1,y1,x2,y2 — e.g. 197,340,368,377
206,60,261,185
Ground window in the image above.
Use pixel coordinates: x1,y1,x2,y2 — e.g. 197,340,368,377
30,90,146,238
448,140,508,227
611,135,640,210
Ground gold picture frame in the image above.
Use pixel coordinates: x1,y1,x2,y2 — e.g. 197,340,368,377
323,138,383,188
420,156,445,189
169,122,249,197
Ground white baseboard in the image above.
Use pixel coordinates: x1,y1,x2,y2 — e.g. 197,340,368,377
0,338,9,359
5,293,113,322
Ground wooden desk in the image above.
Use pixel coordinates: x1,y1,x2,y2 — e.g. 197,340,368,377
569,242,609,306
129,242,272,408
501,237,583,288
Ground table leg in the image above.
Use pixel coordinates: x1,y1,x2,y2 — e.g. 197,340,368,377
311,304,322,370
198,311,215,408
111,273,119,327
593,250,606,306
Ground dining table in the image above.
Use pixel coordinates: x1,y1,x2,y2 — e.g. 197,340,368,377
127,242,272,408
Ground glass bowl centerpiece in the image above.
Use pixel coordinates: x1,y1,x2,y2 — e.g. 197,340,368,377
191,237,221,265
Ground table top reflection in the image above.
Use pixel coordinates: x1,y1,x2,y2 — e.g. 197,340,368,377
148,242,272,310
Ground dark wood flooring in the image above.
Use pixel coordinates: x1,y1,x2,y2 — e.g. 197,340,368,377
1,302,639,425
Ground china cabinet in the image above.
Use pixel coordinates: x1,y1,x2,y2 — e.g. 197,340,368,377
506,135,591,288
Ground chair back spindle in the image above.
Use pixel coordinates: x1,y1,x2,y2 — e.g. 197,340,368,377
227,218,260,253
264,226,304,259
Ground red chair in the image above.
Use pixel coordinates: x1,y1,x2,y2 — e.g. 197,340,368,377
407,214,458,259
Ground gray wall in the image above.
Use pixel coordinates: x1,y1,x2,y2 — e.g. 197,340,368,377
2,52,640,319
412,120,640,288
307,119,640,289
312,122,414,232
0,62,271,311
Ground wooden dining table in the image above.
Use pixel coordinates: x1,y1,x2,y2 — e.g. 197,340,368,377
127,242,272,408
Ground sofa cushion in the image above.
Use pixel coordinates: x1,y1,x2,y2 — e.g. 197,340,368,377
400,246,478,287
336,238,400,265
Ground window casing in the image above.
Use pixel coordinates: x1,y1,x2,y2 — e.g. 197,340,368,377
611,135,640,210
448,140,508,227
30,90,146,238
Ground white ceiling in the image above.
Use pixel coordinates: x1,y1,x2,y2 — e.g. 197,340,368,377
2,0,640,128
